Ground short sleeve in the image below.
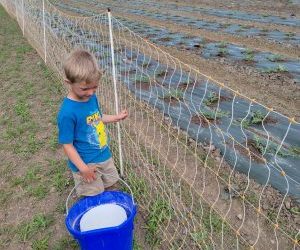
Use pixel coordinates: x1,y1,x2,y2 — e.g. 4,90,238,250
58,114,75,144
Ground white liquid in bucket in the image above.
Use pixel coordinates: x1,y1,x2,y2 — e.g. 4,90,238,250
80,204,127,232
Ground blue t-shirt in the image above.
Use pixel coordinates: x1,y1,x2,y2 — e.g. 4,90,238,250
57,94,111,172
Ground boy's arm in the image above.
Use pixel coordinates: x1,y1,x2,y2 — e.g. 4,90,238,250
62,144,96,183
102,109,128,124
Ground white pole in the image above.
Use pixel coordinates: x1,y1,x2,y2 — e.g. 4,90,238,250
107,9,124,177
15,0,17,18
42,0,47,63
22,0,24,35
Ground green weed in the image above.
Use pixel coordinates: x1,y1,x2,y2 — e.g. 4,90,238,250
14,100,30,121
133,239,143,250
47,159,71,192
190,229,211,249
53,237,78,250
145,198,172,246
27,184,48,199
18,214,53,242
31,236,49,250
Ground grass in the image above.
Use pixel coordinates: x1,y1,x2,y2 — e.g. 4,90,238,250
145,198,172,246
18,214,53,242
0,6,77,249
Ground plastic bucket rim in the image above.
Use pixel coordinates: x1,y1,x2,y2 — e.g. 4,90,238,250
66,205,137,237
65,191,137,237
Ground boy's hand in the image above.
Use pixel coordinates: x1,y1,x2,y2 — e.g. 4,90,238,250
118,110,128,121
80,166,97,183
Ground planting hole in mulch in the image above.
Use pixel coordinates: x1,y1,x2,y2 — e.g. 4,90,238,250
235,139,265,164
191,114,218,128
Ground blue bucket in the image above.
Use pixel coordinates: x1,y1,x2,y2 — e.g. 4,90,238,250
65,191,137,250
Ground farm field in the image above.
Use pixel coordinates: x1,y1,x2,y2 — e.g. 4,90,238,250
1,0,300,250
54,0,300,120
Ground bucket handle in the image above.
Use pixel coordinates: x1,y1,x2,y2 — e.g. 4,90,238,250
65,170,135,215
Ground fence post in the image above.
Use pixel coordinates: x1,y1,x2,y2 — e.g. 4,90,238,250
42,0,47,63
22,0,24,35
15,0,17,18
107,8,124,177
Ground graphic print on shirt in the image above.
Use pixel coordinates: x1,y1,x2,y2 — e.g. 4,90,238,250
86,111,107,149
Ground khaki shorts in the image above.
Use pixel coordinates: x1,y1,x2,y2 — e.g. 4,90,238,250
72,158,119,197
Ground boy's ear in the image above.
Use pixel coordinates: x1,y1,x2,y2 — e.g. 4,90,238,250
64,79,71,84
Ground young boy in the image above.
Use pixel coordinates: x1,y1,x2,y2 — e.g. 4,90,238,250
57,49,128,196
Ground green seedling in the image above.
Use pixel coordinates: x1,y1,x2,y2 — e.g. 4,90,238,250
218,41,227,48
245,53,255,62
217,47,228,57
251,135,289,157
136,75,150,84
266,64,288,73
290,207,300,215
201,109,228,120
141,61,150,68
203,92,219,106
289,146,300,157
250,111,267,124
267,54,284,62
240,111,268,129
243,49,255,61
164,89,184,100
285,32,295,38
155,69,168,77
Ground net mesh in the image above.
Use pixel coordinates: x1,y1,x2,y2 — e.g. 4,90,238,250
2,1,299,249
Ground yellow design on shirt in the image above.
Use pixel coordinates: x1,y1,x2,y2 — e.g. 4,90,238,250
95,121,107,147
86,111,107,148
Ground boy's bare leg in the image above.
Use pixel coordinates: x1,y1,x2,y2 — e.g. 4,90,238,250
105,182,119,191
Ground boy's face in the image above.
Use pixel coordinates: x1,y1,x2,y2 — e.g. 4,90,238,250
69,81,99,101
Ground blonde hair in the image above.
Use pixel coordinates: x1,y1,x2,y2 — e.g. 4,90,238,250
63,49,101,84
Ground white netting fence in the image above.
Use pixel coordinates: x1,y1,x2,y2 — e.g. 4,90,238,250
1,0,300,249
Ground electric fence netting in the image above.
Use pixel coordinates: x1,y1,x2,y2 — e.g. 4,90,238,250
1,0,300,249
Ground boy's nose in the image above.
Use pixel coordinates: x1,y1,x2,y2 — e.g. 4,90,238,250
87,89,95,96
